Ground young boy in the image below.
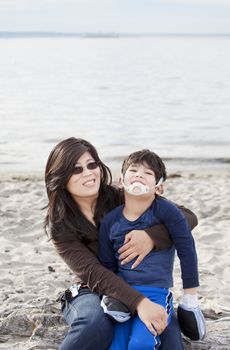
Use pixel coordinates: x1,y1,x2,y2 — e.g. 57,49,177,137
99,149,205,350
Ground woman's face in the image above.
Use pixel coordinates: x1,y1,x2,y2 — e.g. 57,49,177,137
66,151,101,202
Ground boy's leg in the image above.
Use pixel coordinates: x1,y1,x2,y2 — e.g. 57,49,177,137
160,312,184,350
59,288,113,350
108,319,132,350
128,315,161,350
128,286,175,350
146,288,184,350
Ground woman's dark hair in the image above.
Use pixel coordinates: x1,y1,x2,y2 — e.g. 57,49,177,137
44,137,118,244
121,149,167,183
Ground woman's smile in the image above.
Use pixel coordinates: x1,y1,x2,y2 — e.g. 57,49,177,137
82,178,96,187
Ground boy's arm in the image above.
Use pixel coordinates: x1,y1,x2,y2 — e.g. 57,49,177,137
145,204,198,250
118,204,198,268
162,202,199,289
99,219,118,273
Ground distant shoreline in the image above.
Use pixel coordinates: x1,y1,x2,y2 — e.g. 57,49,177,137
1,31,230,39
0,164,229,182
0,157,230,177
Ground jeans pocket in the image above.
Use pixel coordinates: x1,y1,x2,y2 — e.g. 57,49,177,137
62,300,79,324
62,288,93,324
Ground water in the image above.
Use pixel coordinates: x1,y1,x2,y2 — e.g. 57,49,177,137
0,34,230,174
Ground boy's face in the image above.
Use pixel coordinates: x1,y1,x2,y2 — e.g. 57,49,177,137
123,162,158,196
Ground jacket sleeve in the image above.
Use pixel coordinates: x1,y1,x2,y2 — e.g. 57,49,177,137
53,237,144,315
145,204,198,250
176,205,198,230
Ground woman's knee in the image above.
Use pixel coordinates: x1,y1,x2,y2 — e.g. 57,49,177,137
60,295,114,350
82,307,113,337
60,316,113,350
69,314,113,350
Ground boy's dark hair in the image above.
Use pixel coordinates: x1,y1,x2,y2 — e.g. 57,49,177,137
121,149,167,183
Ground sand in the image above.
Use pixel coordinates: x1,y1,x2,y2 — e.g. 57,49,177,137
0,170,230,349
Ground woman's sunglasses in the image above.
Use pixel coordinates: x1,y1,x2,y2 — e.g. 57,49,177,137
72,161,99,175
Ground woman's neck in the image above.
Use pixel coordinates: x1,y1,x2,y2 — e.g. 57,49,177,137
75,196,97,226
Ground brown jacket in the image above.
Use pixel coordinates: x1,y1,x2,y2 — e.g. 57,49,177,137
53,203,197,315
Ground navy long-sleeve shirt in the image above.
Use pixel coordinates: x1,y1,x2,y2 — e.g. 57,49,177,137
99,197,199,289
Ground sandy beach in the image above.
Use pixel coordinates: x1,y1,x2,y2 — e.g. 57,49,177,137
0,169,230,349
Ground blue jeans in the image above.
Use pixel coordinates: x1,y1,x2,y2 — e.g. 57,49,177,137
59,288,184,350
59,288,114,350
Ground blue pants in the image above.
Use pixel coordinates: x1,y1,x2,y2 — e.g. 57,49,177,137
109,286,174,350
59,287,184,350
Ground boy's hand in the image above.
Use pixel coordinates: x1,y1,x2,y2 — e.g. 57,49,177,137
118,230,154,269
136,298,168,335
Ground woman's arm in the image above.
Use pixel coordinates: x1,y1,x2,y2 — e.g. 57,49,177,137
53,237,141,312
53,237,167,334
176,205,198,230
53,238,142,315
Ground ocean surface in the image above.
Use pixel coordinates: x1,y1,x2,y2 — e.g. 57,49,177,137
0,34,230,174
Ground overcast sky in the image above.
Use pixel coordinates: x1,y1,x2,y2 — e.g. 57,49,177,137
0,0,230,34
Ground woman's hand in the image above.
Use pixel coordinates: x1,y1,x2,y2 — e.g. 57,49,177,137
136,298,168,335
118,230,155,269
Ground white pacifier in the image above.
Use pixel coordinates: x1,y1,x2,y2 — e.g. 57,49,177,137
122,177,164,196
123,182,150,195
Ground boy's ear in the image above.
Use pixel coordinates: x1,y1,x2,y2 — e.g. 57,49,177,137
155,183,164,195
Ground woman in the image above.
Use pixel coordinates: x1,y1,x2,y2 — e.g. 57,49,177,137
45,137,196,350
